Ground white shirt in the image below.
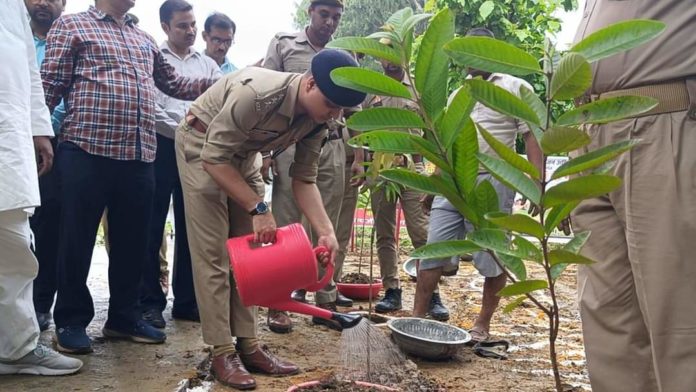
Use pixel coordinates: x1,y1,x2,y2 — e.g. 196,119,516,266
0,0,53,212
155,41,221,139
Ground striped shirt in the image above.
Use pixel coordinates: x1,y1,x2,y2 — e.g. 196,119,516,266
41,6,216,162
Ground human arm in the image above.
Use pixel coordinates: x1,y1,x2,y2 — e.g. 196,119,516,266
292,178,337,266
41,17,75,113
261,36,283,71
153,49,219,101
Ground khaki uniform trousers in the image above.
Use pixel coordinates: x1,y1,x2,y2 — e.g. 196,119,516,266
334,159,359,282
571,111,696,392
272,139,345,304
175,125,261,346
371,186,429,290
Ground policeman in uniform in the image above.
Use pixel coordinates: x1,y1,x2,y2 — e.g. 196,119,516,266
572,2,696,391
175,49,365,390
262,0,355,332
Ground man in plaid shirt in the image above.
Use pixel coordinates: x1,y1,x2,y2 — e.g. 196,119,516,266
41,0,218,354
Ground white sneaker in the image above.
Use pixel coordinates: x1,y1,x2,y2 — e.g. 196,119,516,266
0,344,83,376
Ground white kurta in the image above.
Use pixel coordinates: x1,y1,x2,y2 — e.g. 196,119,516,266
0,0,53,361
0,0,53,213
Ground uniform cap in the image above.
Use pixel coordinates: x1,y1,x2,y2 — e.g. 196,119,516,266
310,0,344,7
311,49,366,108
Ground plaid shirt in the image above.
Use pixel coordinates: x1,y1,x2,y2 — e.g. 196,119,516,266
41,7,216,162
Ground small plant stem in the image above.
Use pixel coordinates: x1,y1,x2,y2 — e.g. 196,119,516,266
487,251,551,317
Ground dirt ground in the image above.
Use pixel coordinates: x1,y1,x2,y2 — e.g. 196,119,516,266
0,241,589,392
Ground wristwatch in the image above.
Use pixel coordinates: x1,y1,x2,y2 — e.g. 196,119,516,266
249,201,270,216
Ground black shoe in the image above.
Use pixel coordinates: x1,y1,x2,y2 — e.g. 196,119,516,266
142,309,166,329
36,312,52,332
291,289,307,303
335,293,353,307
375,288,402,313
56,326,93,354
172,307,200,322
428,293,450,321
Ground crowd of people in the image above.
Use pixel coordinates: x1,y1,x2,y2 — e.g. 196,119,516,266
1,0,694,391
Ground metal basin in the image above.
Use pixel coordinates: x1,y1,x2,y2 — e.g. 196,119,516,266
387,317,470,360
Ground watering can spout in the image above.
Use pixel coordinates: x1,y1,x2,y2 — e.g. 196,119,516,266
331,312,363,329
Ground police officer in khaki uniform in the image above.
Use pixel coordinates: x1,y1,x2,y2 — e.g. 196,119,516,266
175,49,365,390
571,2,696,391
262,0,355,332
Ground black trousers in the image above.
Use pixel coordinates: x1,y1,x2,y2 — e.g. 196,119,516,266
31,139,60,314
139,134,197,313
53,142,154,329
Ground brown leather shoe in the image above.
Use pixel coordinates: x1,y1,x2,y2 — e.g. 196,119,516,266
311,302,342,331
240,345,300,376
267,309,292,333
210,353,256,390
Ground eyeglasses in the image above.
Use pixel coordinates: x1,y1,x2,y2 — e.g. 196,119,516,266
210,37,235,46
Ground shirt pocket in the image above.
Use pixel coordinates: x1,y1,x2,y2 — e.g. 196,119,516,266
248,128,280,142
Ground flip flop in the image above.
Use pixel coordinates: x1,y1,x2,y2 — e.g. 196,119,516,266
473,340,510,360
466,328,490,346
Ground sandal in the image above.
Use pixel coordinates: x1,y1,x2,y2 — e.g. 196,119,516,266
466,328,490,346
473,340,510,360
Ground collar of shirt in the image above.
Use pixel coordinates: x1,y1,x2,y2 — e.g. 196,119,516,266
160,41,199,61
87,5,135,25
33,35,46,67
220,57,238,74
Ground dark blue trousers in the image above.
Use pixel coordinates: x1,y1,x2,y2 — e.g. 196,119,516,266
139,134,197,314
54,142,154,329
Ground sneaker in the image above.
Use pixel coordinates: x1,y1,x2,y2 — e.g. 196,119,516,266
56,326,93,354
103,320,166,344
0,344,83,376
142,309,166,329
375,288,402,313
36,312,52,332
428,293,450,321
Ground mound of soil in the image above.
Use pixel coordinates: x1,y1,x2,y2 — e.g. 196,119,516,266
297,380,383,391
341,273,375,284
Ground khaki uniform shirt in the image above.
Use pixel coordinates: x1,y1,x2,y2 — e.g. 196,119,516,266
263,29,318,73
471,73,532,160
574,0,696,94
189,67,325,183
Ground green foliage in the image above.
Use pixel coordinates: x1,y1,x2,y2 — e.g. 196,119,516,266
557,96,659,126
570,19,667,63
498,280,548,297
331,67,413,98
346,107,426,131
415,8,455,119
444,36,542,76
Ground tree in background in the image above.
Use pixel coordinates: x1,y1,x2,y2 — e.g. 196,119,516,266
293,0,420,37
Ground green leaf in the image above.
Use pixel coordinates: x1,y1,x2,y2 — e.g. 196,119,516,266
544,202,578,234
411,240,482,260
498,280,548,297
478,0,495,20
540,126,590,155
385,7,413,34
411,137,453,175
548,249,597,266
550,52,592,100
330,67,412,99
519,86,546,142
348,131,420,154
415,8,455,120
550,264,568,281
477,152,541,205
543,175,622,207
430,175,480,226
366,31,400,42
571,20,666,63
473,179,499,215
440,85,476,149
557,96,658,126
400,13,432,39
478,125,540,180
499,254,526,281
453,118,478,194
326,37,401,64
503,296,526,314
346,107,425,132
552,139,640,179
564,231,590,254
512,235,542,262
444,36,542,76
380,169,440,195
466,79,540,127
485,212,546,240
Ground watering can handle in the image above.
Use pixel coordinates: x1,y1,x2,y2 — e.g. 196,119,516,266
305,246,334,292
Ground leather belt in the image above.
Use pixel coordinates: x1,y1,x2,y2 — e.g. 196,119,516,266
582,78,695,119
185,110,208,134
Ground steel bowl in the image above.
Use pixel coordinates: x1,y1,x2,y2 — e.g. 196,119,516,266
402,258,418,279
387,317,471,360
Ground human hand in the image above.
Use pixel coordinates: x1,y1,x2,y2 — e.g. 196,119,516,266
420,193,434,215
316,233,339,267
33,136,53,176
252,213,277,244
414,161,426,174
261,156,277,185
349,160,365,187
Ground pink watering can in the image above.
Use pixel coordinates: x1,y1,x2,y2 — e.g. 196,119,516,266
227,223,362,329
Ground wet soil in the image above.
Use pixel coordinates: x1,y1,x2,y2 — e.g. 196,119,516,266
341,273,373,284
0,240,589,392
